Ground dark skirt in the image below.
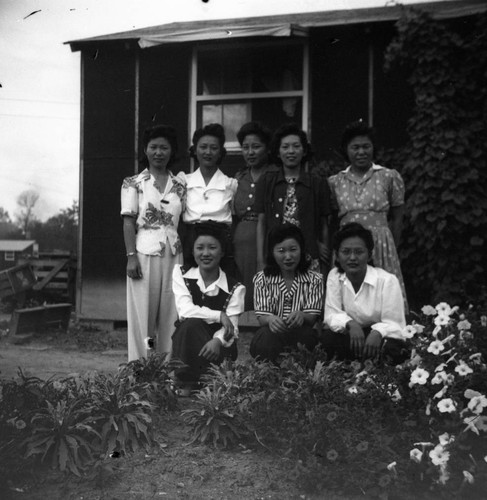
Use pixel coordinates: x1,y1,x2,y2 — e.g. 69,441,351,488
172,318,237,383
233,219,258,311
250,324,318,363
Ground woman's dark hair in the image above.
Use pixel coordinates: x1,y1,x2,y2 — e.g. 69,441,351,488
333,222,375,273
189,123,226,165
141,124,178,168
270,123,313,166
187,221,226,268
264,224,310,276
236,121,272,146
340,120,377,162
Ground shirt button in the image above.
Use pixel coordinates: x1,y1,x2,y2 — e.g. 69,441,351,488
248,194,253,198
275,214,280,218
251,183,255,187
247,206,251,211
278,198,283,202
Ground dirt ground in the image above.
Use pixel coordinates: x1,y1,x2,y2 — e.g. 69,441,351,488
1,316,329,500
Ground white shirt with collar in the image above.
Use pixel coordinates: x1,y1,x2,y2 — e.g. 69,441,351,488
172,265,245,346
179,168,237,224
324,265,406,339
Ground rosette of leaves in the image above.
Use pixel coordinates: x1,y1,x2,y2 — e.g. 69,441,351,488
182,380,249,448
89,373,154,456
118,352,185,411
22,399,99,476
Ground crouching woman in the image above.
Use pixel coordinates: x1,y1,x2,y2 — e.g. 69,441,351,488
323,222,407,363
250,224,324,363
171,223,245,390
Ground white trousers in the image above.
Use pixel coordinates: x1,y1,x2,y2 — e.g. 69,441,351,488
126,252,182,361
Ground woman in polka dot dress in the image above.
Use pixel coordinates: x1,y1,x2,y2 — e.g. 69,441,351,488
328,120,407,308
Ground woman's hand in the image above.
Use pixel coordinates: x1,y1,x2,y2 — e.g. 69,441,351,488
268,315,289,335
199,338,222,362
347,320,365,358
363,330,382,359
220,312,234,341
286,311,305,329
126,254,142,279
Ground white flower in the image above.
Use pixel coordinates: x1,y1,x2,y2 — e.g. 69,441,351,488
432,325,442,337
422,305,437,316
438,464,450,484
475,416,487,432
455,362,473,377
435,363,447,372
465,389,482,399
436,302,452,317
434,315,450,327
410,448,423,463
481,315,487,327
437,398,456,413
445,374,456,385
412,321,425,334
429,444,450,466
409,368,430,386
438,433,454,446
464,415,480,435
387,461,397,474
463,471,474,484
347,385,358,394
433,386,448,399
469,353,483,363
390,389,402,402
468,395,487,414
427,340,445,355
431,371,448,385
457,319,472,331
403,325,417,339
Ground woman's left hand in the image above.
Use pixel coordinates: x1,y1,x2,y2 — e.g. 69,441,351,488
220,312,234,341
363,330,382,359
199,338,222,362
286,311,305,329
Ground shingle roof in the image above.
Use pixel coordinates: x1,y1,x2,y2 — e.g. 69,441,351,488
0,240,36,252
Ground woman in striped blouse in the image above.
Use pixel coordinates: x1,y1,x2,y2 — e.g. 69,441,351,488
250,224,324,363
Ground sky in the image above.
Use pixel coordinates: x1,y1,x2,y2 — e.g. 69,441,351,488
0,0,435,222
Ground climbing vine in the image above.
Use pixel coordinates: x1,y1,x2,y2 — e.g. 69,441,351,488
384,8,487,306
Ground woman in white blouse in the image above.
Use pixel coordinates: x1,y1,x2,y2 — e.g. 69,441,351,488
171,222,245,393
178,123,238,276
323,222,407,363
121,125,186,361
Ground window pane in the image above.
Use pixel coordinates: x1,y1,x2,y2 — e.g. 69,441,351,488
198,97,302,144
198,44,303,95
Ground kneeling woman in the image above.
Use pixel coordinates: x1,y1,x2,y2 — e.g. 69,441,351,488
323,222,407,362
251,224,324,363
171,223,245,389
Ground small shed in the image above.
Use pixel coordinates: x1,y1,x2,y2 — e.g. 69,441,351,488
0,240,37,272
67,0,486,323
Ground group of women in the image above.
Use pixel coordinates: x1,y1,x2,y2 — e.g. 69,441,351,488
121,119,408,391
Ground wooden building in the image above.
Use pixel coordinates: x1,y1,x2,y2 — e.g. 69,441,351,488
0,240,37,272
67,0,485,323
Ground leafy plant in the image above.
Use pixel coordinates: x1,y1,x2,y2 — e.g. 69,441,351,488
22,399,99,476
384,8,487,305
182,378,249,448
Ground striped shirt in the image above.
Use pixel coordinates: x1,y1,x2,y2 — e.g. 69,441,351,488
253,270,324,319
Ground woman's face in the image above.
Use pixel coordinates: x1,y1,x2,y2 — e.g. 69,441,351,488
241,134,268,169
273,237,301,274
279,134,304,170
196,135,222,169
193,235,223,273
145,137,172,171
346,135,374,171
337,236,370,279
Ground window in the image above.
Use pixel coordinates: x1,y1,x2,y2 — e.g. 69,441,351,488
191,40,309,150
5,251,15,261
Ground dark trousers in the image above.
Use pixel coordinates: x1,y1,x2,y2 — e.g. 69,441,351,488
171,318,237,383
320,327,409,365
250,324,319,363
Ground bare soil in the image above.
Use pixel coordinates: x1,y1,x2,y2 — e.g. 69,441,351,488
0,318,329,500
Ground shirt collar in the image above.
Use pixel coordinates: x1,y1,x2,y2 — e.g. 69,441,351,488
187,168,226,189
275,167,310,186
182,266,230,293
338,265,378,288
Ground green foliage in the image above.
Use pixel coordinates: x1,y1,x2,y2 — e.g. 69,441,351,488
23,399,99,476
384,9,487,305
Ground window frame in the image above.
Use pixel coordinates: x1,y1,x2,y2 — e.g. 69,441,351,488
4,251,15,262
189,38,310,156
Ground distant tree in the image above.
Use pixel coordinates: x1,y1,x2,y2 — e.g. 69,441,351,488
30,201,79,254
16,190,40,235
0,207,12,223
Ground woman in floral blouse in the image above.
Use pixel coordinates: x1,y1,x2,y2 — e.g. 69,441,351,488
121,125,186,361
